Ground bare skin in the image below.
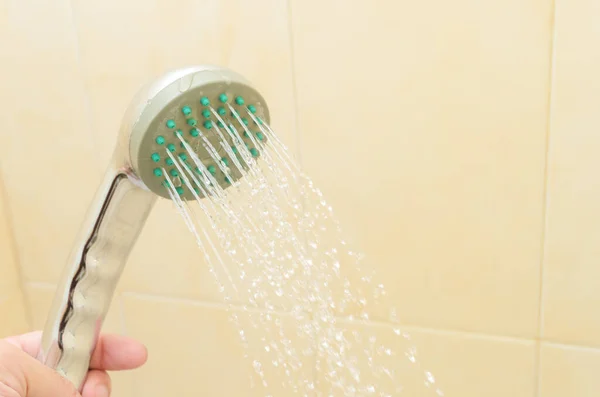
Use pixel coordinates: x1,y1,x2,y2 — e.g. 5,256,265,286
0,331,147,397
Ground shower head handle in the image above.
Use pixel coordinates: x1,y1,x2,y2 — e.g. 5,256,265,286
37,65,271,389
37,165,157,387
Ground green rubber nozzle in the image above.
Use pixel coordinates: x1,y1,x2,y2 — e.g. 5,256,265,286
127,65,271,201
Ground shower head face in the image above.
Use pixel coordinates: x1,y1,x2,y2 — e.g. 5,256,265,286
127,66,270,200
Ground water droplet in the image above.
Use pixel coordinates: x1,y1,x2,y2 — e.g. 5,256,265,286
405,346,417,363
425,371,436,384
253,360,262,371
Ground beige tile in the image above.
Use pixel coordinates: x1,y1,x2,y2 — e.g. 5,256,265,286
71,0,297,165
24,283,133,397
0,284,29,337
539,343,600,397
0,178,18,286
122,293,316,397
542,0,600,346
121,199,224,301
0,0,101,284
315,320,536,396
290,0,551,337
123,196,314,310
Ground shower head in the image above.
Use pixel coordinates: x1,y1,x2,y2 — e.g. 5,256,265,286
119,65,270,199
37,65,271,390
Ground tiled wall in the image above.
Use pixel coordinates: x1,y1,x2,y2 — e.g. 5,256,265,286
0,0,599,396
0,177,29,336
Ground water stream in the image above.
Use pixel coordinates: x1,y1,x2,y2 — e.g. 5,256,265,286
162,108,445,396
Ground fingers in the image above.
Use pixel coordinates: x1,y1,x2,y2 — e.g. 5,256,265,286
89,334,148,371
2,332,146,397
4,331,43,358
0,340,80,397
5,331,148,372
81,370,111,397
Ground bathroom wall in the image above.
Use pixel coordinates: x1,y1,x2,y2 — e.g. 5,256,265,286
0,177,29,336
0,0,599,396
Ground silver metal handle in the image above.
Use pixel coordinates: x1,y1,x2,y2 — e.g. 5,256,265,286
37,161,157,389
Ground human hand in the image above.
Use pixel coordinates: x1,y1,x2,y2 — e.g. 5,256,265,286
0,331,147,397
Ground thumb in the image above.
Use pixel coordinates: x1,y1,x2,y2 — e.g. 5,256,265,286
0,340,80,397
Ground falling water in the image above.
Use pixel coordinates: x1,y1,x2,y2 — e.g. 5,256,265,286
162,107,445,396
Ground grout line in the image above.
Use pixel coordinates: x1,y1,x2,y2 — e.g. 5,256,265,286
24,281,56,289
541,340,600,353
25,282,600,354
119,289,600,349
285,0,303,167
120,290,536,344
284,1,319,390
29,281,600,353
534,1,559,396
0,166,34,330
121,290,297,317
540,336,600,351
66,0,100,169
340,317,539,345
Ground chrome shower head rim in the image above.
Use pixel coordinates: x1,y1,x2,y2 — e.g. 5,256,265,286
121,65,271,200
